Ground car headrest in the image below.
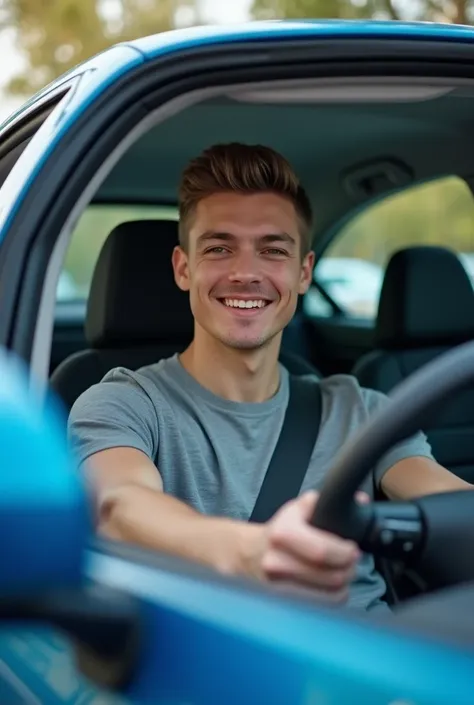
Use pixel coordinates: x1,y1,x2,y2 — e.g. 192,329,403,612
85,220,194,348
376,246,474,349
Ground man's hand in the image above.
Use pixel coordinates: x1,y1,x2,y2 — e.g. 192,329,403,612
247,491,362,602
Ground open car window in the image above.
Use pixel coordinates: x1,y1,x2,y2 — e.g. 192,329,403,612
304,176,474,320
57,204,179,302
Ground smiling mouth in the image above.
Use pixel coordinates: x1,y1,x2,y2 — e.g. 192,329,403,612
217,298,271,310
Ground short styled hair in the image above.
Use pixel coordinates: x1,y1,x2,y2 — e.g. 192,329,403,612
178,143,313,255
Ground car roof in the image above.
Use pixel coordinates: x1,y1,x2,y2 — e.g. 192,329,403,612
129,20,474,58
16,19,474,106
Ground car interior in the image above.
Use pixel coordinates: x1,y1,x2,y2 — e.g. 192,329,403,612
48,79,474,378
27,75,474,613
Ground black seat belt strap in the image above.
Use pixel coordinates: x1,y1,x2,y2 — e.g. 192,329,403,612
250,376,322,524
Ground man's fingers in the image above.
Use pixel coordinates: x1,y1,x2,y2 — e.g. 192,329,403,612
262,549,356,591
270,520,360,569
298,490,319,518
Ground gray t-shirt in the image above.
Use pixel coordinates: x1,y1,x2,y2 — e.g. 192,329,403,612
68,354,434,612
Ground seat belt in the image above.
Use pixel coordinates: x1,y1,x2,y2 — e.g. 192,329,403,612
249,375,323,524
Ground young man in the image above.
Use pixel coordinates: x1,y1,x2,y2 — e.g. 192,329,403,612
69,143,471,611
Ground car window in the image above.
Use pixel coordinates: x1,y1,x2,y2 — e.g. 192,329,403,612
304,176,474,320
57,204,178,302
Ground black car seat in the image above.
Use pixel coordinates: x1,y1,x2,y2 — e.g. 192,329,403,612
51,220,320,411
353,245,474,482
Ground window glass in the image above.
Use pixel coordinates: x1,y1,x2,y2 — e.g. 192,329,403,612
57,204,178,301
304,176,474,319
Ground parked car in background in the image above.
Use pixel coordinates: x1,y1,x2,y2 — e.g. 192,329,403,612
458,252,474,288
57,271,78,301
308,257,383,317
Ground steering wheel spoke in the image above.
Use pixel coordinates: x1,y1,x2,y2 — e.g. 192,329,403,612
360,502,424,560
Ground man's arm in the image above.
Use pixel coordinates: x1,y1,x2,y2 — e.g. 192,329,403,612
86,446,359,599
380,456,473,501
363,386,473,501
88,446,259,577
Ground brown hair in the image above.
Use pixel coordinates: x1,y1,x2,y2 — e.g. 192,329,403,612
178,143,313,256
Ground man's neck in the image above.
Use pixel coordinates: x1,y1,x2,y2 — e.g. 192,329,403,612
179,331,282,403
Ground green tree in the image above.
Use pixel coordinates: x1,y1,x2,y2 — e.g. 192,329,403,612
252,0,377,20
251,0,473,24
0,0,200,95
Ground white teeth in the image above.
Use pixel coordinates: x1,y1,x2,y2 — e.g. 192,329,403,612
223,298,267,309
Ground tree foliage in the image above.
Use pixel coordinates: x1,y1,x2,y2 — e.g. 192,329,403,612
0,0,199,94
252,0,379,20
251,0,474,24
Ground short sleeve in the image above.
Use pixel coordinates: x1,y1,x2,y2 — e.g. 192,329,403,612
361,387,435,489
67,368,159,466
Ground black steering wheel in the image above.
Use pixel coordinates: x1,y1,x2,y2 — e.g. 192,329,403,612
311,339,474,590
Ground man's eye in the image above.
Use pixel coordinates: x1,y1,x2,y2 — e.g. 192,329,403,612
263,248,287,256
204,246,228,254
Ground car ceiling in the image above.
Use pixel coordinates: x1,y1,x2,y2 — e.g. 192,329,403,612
95,87,474,245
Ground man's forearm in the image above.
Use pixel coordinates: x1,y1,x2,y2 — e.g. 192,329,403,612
381,457,473,500
100,484,262,578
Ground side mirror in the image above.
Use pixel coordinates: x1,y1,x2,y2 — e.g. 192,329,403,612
0,351,140,694
0,350,89,593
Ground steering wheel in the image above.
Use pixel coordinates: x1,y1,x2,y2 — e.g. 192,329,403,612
311,339,474,590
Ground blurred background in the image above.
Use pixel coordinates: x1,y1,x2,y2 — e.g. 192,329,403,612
2,0,474,319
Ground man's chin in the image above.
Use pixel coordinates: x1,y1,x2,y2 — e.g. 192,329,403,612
226,340,266,351
218,332,274,351
194,318,282,352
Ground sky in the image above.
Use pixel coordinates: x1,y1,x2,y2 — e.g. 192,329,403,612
202,0,253,23
0,0,254,120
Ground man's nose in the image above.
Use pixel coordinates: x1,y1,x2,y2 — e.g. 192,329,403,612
228,251,263,283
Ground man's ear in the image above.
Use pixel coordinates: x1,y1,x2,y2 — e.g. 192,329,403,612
172,245,190,291
298,251,315,295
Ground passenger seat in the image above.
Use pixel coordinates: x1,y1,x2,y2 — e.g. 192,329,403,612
353,246,474,483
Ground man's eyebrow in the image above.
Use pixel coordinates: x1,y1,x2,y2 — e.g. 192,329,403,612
196,231,296,246
196,231,236,245
260,233,296,247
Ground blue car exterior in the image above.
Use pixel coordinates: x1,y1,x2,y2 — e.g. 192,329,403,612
0,19,473,704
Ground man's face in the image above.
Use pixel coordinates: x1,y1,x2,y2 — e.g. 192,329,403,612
173,192,314,351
